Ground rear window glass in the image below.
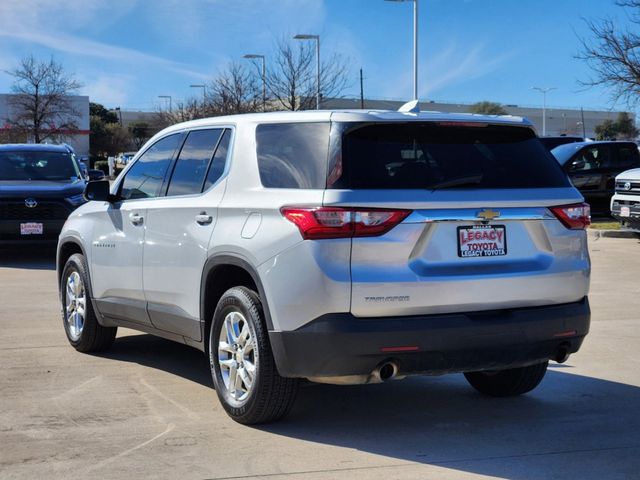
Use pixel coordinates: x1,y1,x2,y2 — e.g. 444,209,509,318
332,123,571,190
256,122,329,189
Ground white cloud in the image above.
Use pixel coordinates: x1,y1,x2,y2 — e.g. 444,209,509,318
423,42,514,97
81,73,134,106
0,0,208,80
379,41,515,100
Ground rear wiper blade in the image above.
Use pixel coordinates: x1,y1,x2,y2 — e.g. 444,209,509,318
427,174,483,190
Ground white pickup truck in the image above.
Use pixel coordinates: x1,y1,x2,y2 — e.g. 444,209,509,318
611,168,640,231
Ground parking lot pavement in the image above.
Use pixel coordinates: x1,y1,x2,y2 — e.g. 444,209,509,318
1,236,639,480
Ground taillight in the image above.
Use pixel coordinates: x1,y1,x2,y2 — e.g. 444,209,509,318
550,203,591,230
281,207,412,240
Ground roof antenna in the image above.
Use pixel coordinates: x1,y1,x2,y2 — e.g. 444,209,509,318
398,99,420,113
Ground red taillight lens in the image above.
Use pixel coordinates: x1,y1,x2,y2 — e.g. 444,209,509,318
550,203,591,230
281,207,412,240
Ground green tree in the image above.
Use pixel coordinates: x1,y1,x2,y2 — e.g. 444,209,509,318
128,122,153,149
614,112,638,140
469,101,508,115
594,119,618,140
90,102,118,124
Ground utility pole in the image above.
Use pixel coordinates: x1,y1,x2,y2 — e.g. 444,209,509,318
360,68,364,109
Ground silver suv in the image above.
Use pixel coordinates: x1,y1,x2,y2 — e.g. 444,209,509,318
57,109,591,424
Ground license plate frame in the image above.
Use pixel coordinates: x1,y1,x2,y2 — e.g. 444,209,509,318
621,206,631,218
457,224,507,258
20,222,44,235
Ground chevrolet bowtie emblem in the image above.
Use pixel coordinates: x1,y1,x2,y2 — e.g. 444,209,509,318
477,209,500,221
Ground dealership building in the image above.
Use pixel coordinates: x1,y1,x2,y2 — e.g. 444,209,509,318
322,98,633,139
0,94,90,156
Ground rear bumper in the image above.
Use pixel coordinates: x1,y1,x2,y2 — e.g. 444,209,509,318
269,298,590,378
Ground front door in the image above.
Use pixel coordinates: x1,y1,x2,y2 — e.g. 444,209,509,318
90,132,184,325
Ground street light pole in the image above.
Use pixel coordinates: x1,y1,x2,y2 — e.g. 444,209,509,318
532,87,556,137
243,54,266,112
294,34,321,109
385,0,419,101
190,84,206,105
158,95,172,112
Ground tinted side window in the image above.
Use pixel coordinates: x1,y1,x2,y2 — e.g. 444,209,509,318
203,129,232,190
571,146,609,171
120,134,182,200
614,145,640,168
167,129,222,196
256,122,329,188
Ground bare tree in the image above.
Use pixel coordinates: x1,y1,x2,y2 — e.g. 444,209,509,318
154,98,205,128
262,38,351,111
6,55,82,143
208,62,262,115
578,1,640,104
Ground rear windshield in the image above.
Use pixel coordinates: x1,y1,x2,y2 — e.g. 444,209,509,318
0,151,79,181
331,123,571,190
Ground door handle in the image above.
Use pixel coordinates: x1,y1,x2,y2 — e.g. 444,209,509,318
195,213,213,225
129,212,144,226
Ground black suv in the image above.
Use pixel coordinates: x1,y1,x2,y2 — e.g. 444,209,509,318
539,136,584,151
551,141,640,212
0,144,103,245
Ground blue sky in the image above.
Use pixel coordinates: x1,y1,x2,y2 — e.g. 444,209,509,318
0,0,634,112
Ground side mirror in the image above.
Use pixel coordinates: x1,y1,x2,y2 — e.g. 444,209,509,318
84,180,112,202
569,159,585,171
88,169,106,181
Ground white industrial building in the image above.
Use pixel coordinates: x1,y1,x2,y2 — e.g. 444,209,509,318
322,98,633,139
0,94,90,156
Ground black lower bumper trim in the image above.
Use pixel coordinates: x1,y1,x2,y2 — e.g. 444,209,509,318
269,298,590,378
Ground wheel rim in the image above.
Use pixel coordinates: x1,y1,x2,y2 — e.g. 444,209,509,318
65,271,86,341
217,311,257,402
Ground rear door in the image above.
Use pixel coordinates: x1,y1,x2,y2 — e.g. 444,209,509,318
325,121,590,317
142,128,232,341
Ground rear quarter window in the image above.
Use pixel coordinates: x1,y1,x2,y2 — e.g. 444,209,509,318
331,122,571,190
256,122,329,189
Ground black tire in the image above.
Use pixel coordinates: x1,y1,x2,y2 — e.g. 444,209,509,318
464,361,548,397
61,253,117,352
209,286,298,424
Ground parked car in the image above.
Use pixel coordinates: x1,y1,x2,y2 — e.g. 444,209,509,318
538,135,584,151
0,143,104,246
611,168,640,231
114,151,137,170
551,141,640,212
57,109,591,424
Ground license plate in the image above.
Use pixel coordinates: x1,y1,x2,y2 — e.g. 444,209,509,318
458,225,507,258
20,222,43,235
621,206,631,218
